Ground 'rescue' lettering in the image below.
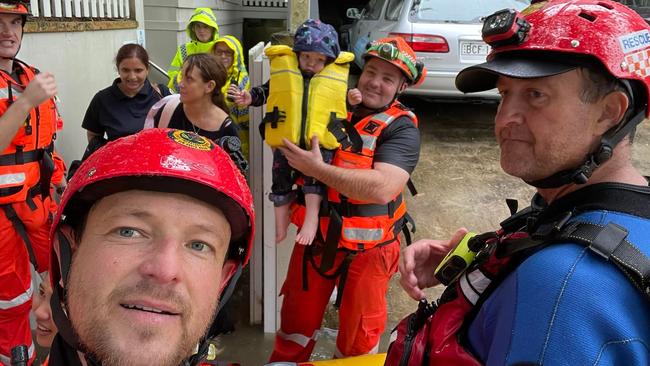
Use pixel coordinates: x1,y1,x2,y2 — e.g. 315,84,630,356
619,29,650,53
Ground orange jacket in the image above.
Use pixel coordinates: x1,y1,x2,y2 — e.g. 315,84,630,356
325,101,417,251
0,60,63,205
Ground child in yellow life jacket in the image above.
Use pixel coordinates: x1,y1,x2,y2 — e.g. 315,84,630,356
229,19,361,245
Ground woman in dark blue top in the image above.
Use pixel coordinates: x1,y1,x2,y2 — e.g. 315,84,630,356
82,44,171,142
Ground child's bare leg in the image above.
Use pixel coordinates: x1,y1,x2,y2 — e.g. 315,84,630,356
296,193,321,245
275,203,291,243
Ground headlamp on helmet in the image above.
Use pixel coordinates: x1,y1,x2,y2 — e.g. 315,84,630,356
482,9,530,48
377,43,400,61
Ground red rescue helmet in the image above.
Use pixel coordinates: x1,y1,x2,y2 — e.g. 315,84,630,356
0,0,30,15
456,0,650,114
49,129,255,358
363,37,427,86
0,0,31,26
456,0,650,188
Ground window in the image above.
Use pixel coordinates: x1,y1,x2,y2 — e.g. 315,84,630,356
618,0,650,22
30,0,134,19
619,0,650,6
362,0,387,20
385,0,405,20
413,0,530,23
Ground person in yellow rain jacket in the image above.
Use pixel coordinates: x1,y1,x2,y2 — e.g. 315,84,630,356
213,35,251,157
167,7,219,92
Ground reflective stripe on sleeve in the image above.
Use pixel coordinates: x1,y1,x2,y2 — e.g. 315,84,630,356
276,329,320,348
0,281,33,310
0,172,26,187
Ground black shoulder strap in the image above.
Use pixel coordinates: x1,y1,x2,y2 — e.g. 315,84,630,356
2,205,38,270
559,221,650,299
501,219,650,301
407,179,418,196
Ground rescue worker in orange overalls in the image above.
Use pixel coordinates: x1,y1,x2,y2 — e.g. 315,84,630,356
269,37,427,362
0,1,65,364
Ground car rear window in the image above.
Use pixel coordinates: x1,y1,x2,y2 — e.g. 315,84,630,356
618,0,650,6
362,0,387,20
386,0,405,20
617,0,650,19
412,0,530,23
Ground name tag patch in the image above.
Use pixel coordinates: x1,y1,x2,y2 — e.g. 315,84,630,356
619,29,650,54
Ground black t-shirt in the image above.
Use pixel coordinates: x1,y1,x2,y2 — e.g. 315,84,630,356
153,102,240,142
350,112,421,174
82,78,171,141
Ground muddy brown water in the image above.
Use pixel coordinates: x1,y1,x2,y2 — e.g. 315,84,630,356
217,96,650,365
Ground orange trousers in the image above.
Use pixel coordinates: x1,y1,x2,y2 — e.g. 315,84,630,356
269,241,400,362
0,196,55,365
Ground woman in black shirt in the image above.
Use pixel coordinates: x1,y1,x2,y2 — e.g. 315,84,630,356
82,44,171,142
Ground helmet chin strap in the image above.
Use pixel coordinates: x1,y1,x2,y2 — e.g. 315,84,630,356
527,107,646,189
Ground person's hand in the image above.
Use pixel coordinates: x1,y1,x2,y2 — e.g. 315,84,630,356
227,84,239,99
347,88,362,106
399,228,469,300
22,72,57,108
228,85,252,107
278,136,323,178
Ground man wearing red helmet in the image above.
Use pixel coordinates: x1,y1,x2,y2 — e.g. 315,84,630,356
46,129,254,366
397,0,650,364
270,37,426,361
0,1,66,364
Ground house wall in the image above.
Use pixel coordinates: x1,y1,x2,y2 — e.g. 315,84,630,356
19,0,146,165
143,0,288,80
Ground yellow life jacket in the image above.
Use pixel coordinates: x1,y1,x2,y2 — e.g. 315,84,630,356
263,45,354,149
298,353,387,365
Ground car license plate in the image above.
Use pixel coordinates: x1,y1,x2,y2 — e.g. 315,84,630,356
460,41,490,56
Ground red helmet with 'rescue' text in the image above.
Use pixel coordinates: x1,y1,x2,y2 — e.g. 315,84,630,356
457,0,650,188
457,0,650,115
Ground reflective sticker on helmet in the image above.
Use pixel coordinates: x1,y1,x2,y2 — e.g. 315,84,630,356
619,29,650,54
624,48,650,77
160,154,216,176
167,130,214,151
0,3,21,11
161,155,191,171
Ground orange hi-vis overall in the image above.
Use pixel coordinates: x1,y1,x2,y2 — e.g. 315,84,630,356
0,60,63,366
270,101,417,362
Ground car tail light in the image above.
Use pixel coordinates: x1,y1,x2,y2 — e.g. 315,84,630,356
390,32,449,53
